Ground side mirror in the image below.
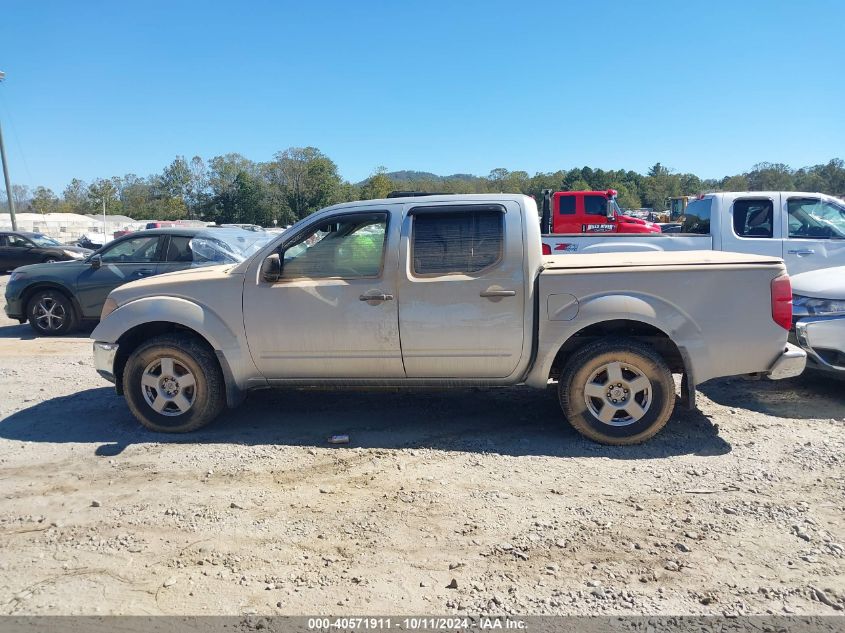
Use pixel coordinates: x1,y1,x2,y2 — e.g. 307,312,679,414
606,199,616,221
261,253,282,283
89,254,102,270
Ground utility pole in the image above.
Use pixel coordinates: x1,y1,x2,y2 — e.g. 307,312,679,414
102,195,107,239
0,70,17,231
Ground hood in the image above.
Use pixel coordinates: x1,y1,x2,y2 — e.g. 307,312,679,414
618,214,647,225
790,266,845,300
12,259,87,275
108,264,239,304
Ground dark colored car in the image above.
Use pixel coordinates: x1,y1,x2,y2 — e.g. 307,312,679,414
4,228,272,336
0,231,93,271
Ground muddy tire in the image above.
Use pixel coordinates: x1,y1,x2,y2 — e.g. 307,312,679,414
123,333,226,433
27,289,77,336
558,339,675,445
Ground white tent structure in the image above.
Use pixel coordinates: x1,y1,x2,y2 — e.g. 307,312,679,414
0,212,146,243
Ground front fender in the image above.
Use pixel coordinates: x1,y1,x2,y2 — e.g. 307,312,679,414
91,296,259,403
92,295,238,349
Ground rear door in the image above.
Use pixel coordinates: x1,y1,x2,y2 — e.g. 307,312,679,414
720,195,784,258
782,196,845,274
74,234,164,318
398,202,525,378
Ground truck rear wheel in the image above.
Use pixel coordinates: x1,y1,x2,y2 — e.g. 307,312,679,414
558,339,675,445
123,333,226,433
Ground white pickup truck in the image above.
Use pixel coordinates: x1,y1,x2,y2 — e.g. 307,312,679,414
542,191,845,275
90,194,805,445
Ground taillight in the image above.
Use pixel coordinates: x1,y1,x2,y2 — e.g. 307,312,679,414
542,243,552,255
771,274,792,330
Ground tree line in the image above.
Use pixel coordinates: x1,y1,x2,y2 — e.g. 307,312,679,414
5,149,845,226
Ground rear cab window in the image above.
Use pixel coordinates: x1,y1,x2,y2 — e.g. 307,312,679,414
411,206,504,275
681,198,712,234
557,196,576,215
732,199,774,238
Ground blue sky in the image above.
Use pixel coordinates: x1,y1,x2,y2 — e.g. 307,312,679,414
2,0,843,192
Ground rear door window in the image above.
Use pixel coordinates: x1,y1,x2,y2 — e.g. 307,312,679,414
164,236,195,262
412,208,503,275
732,199,774,238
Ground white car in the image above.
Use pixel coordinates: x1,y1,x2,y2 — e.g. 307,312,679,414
791,265,845,376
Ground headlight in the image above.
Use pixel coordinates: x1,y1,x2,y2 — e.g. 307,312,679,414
8,271,27,283
793,294,845,317
62,250,84,259
100,297,119,320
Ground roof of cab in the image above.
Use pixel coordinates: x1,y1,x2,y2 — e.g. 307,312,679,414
321,193,533,212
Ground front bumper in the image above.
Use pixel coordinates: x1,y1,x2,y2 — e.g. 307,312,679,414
766,342,807,380
794,316,845,375
4,295,24,321
93,341,119,383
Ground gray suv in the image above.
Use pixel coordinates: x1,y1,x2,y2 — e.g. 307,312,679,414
4,228,271,336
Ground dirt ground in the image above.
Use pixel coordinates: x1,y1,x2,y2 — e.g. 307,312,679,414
0,275,843,616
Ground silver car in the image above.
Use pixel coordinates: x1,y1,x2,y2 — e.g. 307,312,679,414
791,265,845,376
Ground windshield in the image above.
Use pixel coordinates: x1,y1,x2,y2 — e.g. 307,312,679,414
188,228,275,265
29,234,62,247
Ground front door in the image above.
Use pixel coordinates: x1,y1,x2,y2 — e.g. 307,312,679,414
75,234,163,318
721,195,784,259
582,193,615,234
243,209,405,379
398,202,525,379
783,196,845,275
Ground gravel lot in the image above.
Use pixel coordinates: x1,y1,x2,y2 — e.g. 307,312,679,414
0,274,843,616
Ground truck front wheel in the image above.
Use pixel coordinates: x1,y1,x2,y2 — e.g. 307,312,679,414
123,334,226,433
558,339,675,445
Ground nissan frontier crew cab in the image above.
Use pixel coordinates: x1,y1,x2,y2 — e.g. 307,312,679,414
91,194,805,445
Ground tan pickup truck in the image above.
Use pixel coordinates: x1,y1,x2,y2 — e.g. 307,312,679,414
91,194,805,445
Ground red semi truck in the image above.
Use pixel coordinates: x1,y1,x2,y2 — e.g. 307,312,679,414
540,189,661,237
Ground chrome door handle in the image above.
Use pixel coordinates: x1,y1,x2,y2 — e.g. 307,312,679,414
787,249,815,255
359,293,394,302
480,289,516,298
135,269,155,276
